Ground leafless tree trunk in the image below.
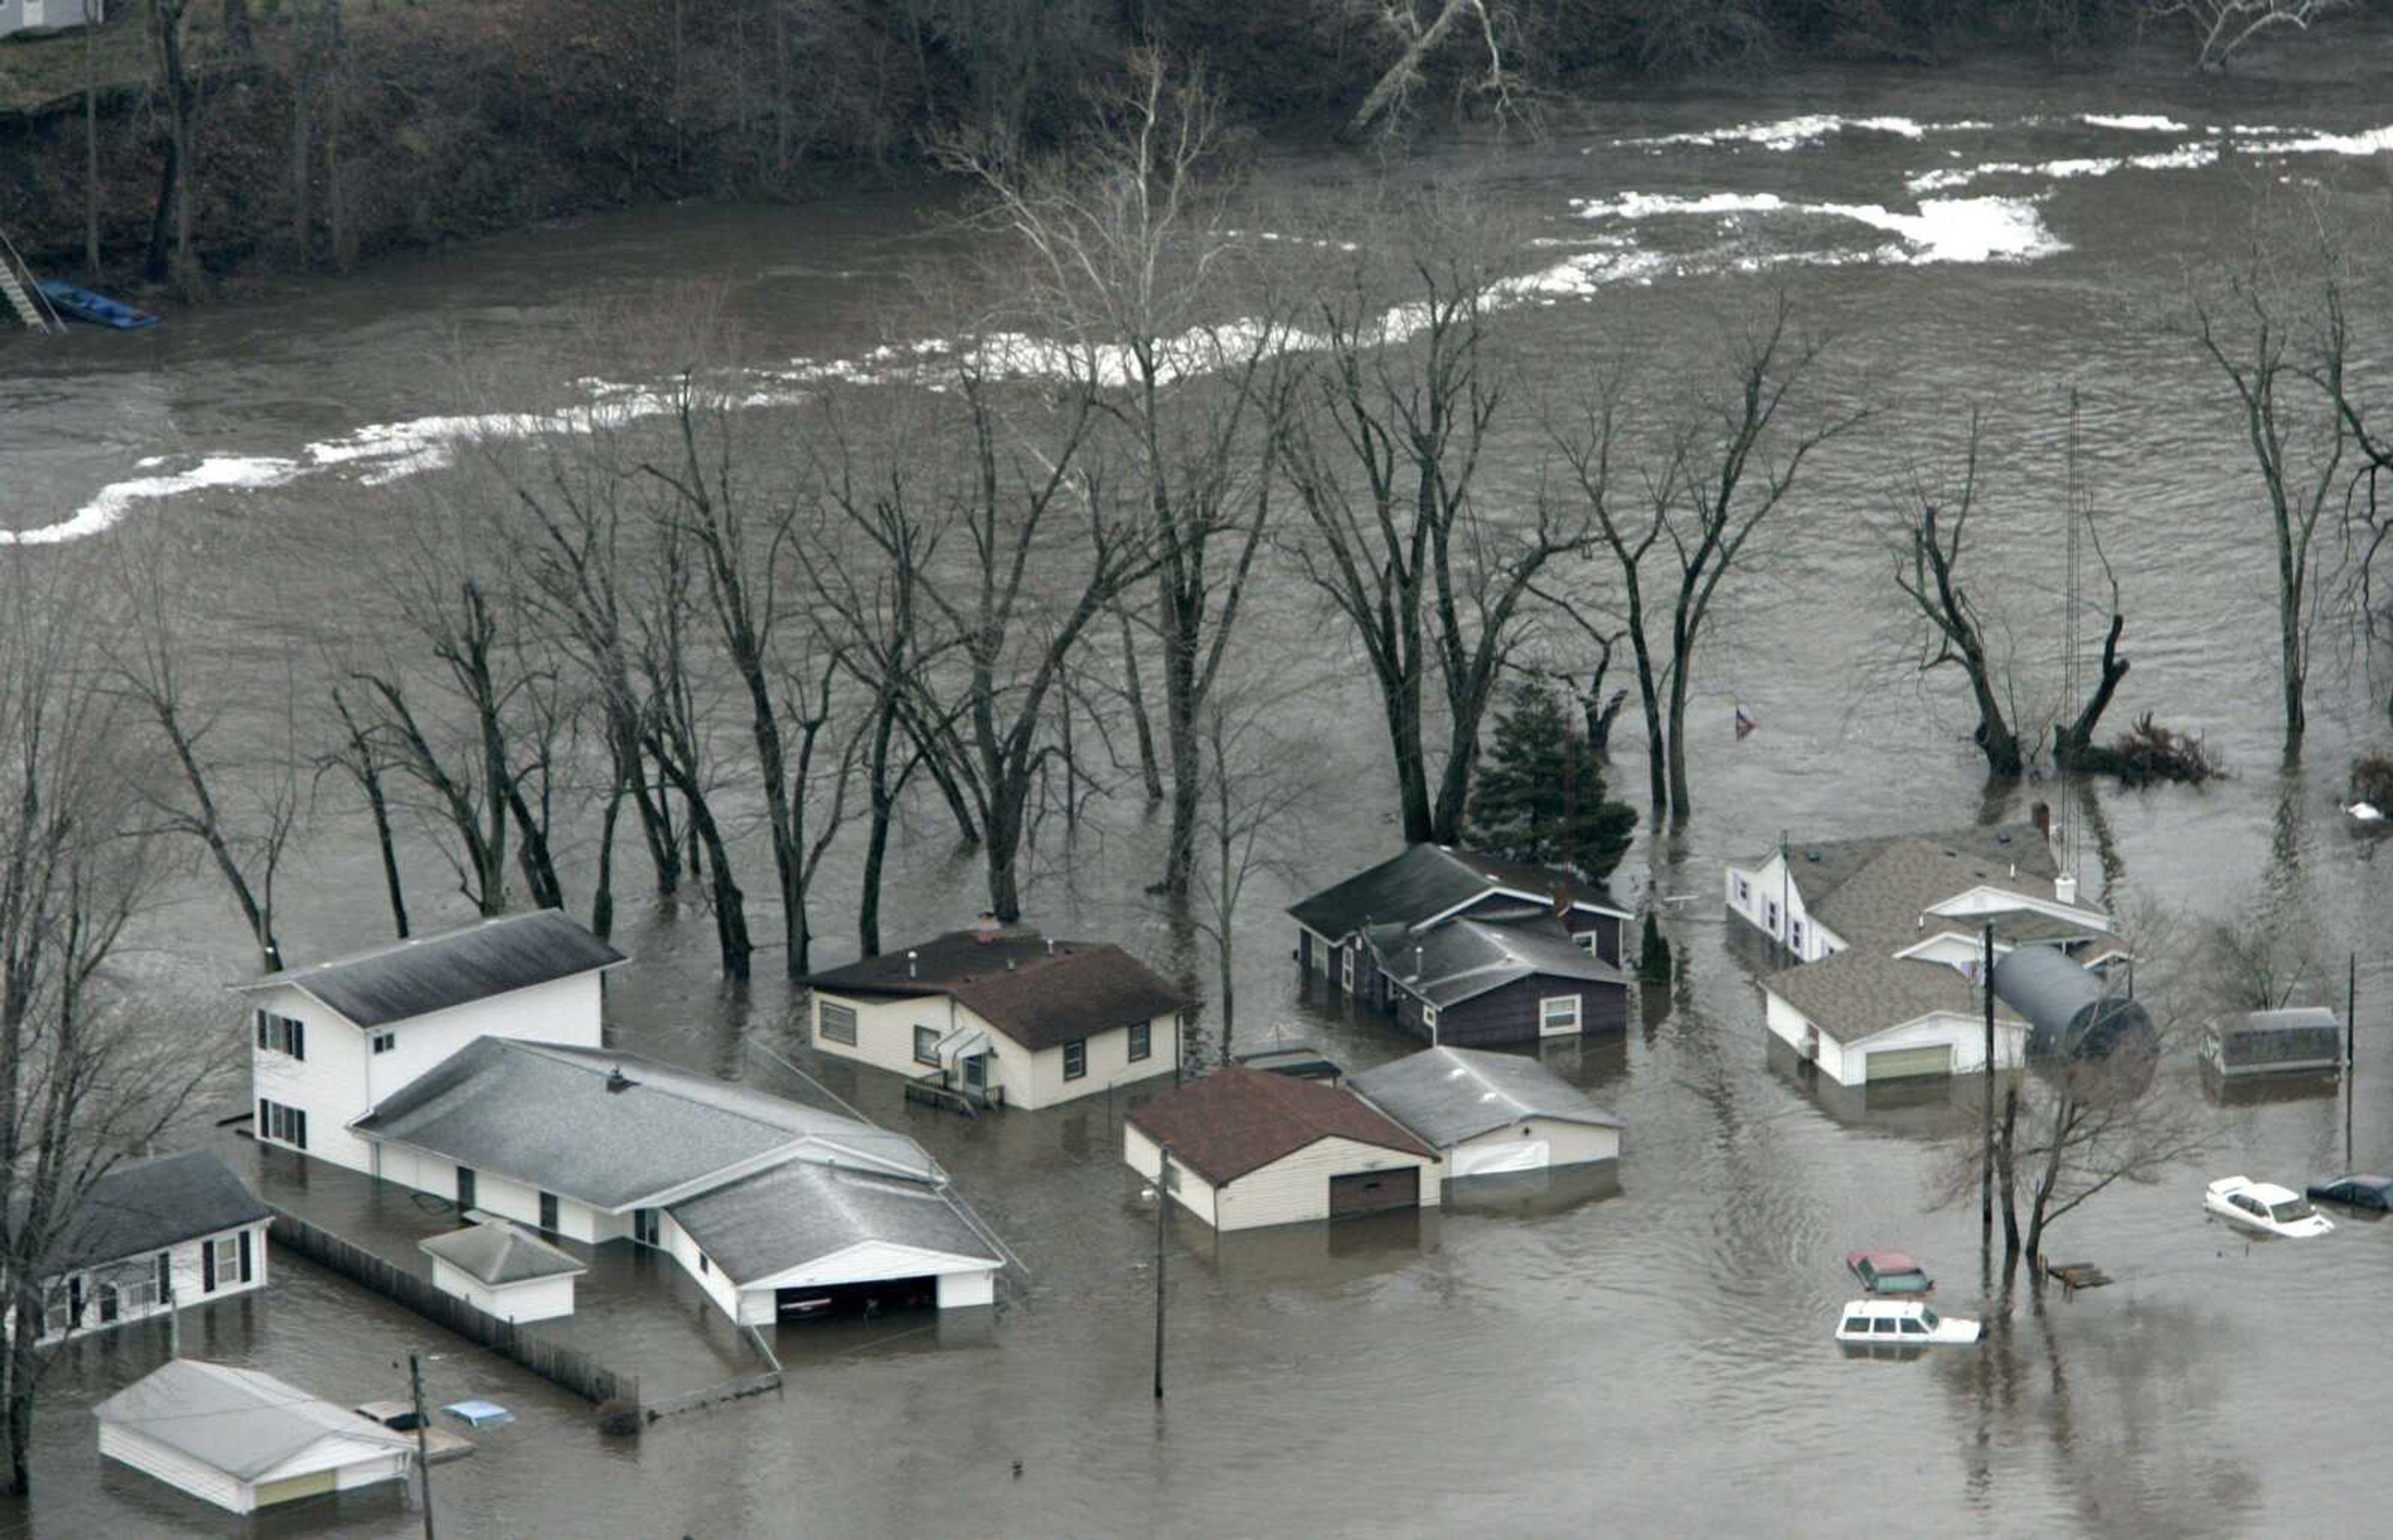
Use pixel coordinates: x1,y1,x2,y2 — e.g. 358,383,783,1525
1340,0,1526,143
82,9,100,279
1185,692,1309,1063
2143,0,2351,72
142,0,204,298
322,684,410,938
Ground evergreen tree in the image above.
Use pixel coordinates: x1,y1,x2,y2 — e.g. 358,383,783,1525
1464,678,1636,880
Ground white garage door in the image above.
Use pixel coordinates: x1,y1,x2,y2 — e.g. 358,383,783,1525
1453,1140,1550,1177
1867,1045,1954,1081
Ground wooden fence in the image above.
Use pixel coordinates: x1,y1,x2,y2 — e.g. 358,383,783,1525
269,1209,639,1409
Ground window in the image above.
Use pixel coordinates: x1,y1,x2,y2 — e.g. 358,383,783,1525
1870,1316,1898,1336
1422,1003,1440,1034
697,1251,709,1275
118,1267,158,1314
1341,948,1355,992
42,1284,69,1338
633,1209,660,1247
1576,931,1600,954
1789,919,1806,954
1127,1021,1152,1063
540,1191,560,1232
98,1283,119,1324
208,1237,238,1294
1734,877,1752,906
1899,1318,1927,1337
1841,1313,1868,1335
818,1001,857,1046
914,1025,942,1067
259,1098,308,1150
255,1010,306,1060
371,1030,396,1055
1539,996,1582,1034
1764,901,1780,934
456,1166,478,1212
1063,1039,1088,1081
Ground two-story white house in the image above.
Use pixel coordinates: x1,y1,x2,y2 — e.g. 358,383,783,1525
231,910,625,1173
1727,827,2116,1087
24,1149,271,1344
803,925,1190,1111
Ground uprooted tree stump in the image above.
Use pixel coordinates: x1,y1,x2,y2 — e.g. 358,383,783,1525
2350,753,2393,810
2065,713,2220,787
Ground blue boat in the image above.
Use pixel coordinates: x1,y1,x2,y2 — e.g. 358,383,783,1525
35,279,160,331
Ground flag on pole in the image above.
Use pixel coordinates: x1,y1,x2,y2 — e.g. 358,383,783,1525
1734,705,1758,740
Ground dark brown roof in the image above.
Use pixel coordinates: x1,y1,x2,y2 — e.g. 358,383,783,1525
1125,1065,1436,1186
806,931,1188,1053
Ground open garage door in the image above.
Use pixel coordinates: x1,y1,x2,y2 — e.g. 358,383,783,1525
1328,1167,1420,1219
776,1276,937,1321
1866,1045,1954,1081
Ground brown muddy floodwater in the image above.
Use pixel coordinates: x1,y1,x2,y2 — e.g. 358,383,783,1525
7,27,2393,1539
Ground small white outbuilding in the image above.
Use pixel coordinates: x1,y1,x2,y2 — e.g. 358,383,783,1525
419,1219,586,1323
1345,1046,1625,1178
95,1359,417,1514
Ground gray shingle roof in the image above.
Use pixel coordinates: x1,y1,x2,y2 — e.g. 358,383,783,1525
419,1220,586,1285
667,1160,998,1286
1373,916,1625,1009
1762,949,2013,1044
93,1359,416,1480
232,910,626,1027
1812,836,2098,951
1751,824,2054,915
1346,1047,1623,1149
1289,845,1628,943
42,1149,270,1276
354,1040,937,1209
804,932,1188,1052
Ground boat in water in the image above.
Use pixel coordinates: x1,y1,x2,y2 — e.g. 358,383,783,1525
35,279,160,331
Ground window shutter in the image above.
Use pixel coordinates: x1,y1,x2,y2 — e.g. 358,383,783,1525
201,1240,216,1293
255,1009,268,1049
156,1252,171,1300
238,1230,253,1284
294,1108,308,1150
258,1097,269,1137
290,1020,305,1061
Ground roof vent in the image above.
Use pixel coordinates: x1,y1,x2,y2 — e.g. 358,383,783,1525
605,1066,636,1095
1045,938,1056,957
907,950,919,979
1804,849,1821,862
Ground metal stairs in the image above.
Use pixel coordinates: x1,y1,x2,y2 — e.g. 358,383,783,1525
0,230,62,334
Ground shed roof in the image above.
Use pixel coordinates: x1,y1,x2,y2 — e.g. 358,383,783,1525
418,1220,586,1286
354,1039,937,1210
1812,837,2096,952
41,1149,269,1276
2232,1007,2341,1034
93,1359,415,1480
1346,1047,1623,1148
1125,1065,1435,1186
1375,916,1625,1009
231,910,625,1027
1749,824,2053,913
1288,845,1629,943
1763,949,2018,1045
667,1159,997,1286
805,932,1188,1052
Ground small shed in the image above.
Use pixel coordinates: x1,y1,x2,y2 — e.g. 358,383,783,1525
1346,1047,1624,1178
1991,945,2155,1062
1123,1065,1441,1232
419,1220,585,1323
95,1359,416,1515
2206,1007,2344,1078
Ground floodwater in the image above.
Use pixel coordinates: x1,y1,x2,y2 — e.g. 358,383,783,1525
7,25,2393,1539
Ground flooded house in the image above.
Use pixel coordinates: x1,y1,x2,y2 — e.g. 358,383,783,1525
1124,1065,1441,1231
95,1359,418,1515
1289,845,1633,1038
22,1149,270,1344
419,1220,587,1324
802,923,1188,1110
1734,827,2116,1087
1345,1047,1624,1178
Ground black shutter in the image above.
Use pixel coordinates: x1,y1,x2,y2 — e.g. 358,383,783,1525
156,1252,171,1300
290,1020,305,1062
238,1230,252,1284
294,1108,307,1151
201,1239,216,1293
255,1009,268,1049
258,1097,270,1137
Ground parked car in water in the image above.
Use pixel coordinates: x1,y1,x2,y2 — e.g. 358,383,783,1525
2204,1176,2334,1238
1846,1250,1933,1295
2305,1174,2393,1214
1834,1299,1980,1348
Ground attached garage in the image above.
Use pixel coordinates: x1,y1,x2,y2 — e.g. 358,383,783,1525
1329,1167,1420,1218
1865,1045,1954,1081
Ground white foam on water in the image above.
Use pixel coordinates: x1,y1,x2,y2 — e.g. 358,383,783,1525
1815,197,2065,264
2080,113,2189,133
1570,191,1794,220
1905,140,2220,194
2263,123,2393,156
1610,113,1965,151
2,454,301,546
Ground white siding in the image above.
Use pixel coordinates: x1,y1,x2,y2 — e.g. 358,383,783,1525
427,1258,577,1322
100,1426,252,1513
26,1220,268,1345
814,991,1181,1111
658,1210,740,1319
1123,1124,1218,1227
728,1241,1001,1324
1930,885,2111,931
937,1271,994,1308
250,971,604,1174
253,1437,413,1491
1726,855,1843,960
1010,1012,1180,1110
367,1141,599,1240
1213,1136,1441,1233
1447,1116,1620,1176
811,991,950,1083
1767,986,2027,1088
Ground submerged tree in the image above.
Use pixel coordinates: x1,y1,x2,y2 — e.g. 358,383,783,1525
1185,692,1310,1061
1463,678,1635,881
2144,0,2352,73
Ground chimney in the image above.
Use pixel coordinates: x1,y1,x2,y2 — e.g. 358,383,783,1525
973,911,1000,943
907,949,919,979
2055,872,2078,907
2032,801,2052,839
605,1065,636,1095
1414,944,1425,981
1046,937,1056,957
1550,883,1570,921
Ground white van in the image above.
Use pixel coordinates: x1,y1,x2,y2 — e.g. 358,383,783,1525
1834,1298,1980,1348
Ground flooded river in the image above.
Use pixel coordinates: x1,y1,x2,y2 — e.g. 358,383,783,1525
7,26,2393,1539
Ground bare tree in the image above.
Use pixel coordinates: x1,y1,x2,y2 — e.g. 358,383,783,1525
141,0,204,297
1279,197,1581,844
0,553,222,1496
948,54,1287,899
2143,0,2351,72
2187,270,2348,756
318,683,411,938
1185,693,1311,1063
1340,0,1528,143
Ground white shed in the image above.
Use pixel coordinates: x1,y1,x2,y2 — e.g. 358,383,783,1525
95,1359,416,1515
419,1220,585,1323
1346,1047,1624,1177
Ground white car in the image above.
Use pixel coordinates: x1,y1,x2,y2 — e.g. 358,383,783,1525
2204,1176,2335,1238
1834,1298,1980,1348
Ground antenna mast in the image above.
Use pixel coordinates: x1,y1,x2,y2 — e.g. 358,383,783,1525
2063,387,2084,878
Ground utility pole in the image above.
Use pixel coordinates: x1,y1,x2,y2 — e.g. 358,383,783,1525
1153,1144,1170,1402
2348,952,2358,1171
166,1286,180,1359
409,1352,437,1540
1779,830,1792,964
1981,923,1995,1235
